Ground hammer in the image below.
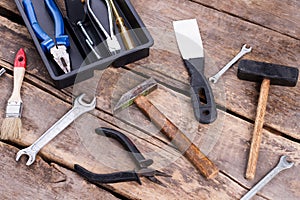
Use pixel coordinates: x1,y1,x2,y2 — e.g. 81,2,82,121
114,78,219,179
238,60,299,180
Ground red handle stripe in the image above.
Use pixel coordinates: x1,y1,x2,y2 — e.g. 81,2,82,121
14,48,26,68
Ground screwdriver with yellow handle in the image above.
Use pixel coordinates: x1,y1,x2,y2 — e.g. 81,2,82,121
108,0,136,50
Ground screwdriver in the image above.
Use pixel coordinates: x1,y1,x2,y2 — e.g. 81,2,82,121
108,0,135,50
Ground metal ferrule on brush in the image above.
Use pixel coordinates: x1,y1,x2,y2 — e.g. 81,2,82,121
5,101,23,118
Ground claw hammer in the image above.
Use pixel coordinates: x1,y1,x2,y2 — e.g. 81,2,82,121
114,78,219,179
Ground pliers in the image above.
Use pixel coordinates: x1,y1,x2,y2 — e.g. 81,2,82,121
22,0,71,73
74,127,171,187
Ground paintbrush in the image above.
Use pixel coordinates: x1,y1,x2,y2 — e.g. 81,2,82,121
1,48,26,140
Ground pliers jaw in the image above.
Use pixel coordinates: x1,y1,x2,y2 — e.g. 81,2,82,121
50,45,71,74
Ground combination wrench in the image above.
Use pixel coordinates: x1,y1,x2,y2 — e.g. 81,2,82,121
209,44,252,83
241,155,294,200
16,94,96,166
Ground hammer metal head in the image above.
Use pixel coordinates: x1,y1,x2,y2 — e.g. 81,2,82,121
238,60,299,87
114,78,158,112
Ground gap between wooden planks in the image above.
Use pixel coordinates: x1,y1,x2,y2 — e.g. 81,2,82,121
1,65,300,199
1,0,299,139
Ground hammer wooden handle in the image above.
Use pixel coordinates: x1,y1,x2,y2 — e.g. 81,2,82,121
246,79,270,180
134,95,219,179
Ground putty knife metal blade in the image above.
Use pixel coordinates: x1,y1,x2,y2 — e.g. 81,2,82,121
173,19,217,124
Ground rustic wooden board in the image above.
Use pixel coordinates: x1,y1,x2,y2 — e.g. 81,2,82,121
1,66,299,199
0,0,299,199
192,0,300,39
74,66,300,199
0,0,299,140
129,0,300,139
0,142,119,200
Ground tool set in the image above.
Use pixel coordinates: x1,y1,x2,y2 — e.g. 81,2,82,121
238,60,298,180
5,0,297,196
1,48,26,140
75,127,170,186
114,78,219,179
15,0,153,88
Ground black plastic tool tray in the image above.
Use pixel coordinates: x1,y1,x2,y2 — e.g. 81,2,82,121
15,0,153,89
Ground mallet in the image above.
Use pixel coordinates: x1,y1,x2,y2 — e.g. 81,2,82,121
114,78,219,179
238,60,299,180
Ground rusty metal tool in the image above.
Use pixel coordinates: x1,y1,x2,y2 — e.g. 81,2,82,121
108,0,135,50
16,94,96,166
241,155,294,200
238,60,299,180
173,19,217,124
74,127,170,186
114,78,219,179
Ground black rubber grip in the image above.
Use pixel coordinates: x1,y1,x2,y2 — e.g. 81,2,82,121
95,127,153,168
74,164,142,185
184,58,217,124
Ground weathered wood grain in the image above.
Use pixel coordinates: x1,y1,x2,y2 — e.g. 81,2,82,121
0,0,299,139
0,142,119,200
0,73,253,199
192,0,300,40
1,65,299,199
0,0,299,199
83,66,300,199
129,0,300,139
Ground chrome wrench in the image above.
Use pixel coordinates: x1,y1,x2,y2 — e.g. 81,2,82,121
209,44,252,83
241,155,294,200
16,94,96,166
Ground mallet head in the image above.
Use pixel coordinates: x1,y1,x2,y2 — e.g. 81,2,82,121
114,78,158,112
238,60,299,87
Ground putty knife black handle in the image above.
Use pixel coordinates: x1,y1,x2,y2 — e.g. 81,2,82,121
184,58,217,124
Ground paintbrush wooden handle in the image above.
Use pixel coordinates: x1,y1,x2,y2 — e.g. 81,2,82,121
246,78,270,180
134,95,219,179
8,48,26,102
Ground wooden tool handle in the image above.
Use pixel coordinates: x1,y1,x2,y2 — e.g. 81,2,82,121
134,95,219,179
9,48,26,102
246,79,270,180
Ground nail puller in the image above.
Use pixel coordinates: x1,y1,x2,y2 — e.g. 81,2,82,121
22,0,71,73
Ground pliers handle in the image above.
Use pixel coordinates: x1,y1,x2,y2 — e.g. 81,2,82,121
74,128,170,187
22,0,70,52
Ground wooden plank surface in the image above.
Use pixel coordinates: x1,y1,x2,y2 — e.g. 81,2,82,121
0,0,299,199
0,142,119,200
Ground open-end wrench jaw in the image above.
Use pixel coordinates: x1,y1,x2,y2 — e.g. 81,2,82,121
75,94,96,109
15,147,36,166
15,94,96,166
278,155,294,169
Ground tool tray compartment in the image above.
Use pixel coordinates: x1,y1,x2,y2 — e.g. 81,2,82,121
15,0,153,89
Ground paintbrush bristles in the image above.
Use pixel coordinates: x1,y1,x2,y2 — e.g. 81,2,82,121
0,118,21,140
